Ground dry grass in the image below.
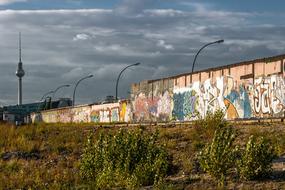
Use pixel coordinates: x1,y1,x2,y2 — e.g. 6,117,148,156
0,122,88,189
0,121,285,189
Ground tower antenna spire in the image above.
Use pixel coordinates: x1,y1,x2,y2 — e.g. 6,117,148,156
19,32,22,63
16,32,25,105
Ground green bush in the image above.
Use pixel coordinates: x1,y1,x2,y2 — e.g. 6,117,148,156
238,135,277,180
196,110,278,184
80,127,169,189
199,126,238,184
194,109,227,130
193,109,228,147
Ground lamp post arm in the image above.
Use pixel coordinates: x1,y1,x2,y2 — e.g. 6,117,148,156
40,90,54,101
52,84,70,99
73,75,93,106
115,63,139,101
192,42,214,73
191,40,224,73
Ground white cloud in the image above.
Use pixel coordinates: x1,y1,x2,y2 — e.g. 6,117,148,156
144,9,185,17
73,33,90,41
0,3,284,104
157,40,174,50
0,9,112,15
0,0,26,5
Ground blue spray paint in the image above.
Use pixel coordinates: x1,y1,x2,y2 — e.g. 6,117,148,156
240,86,252,118
172,93,184,121
225,86,252,118
183,91,197,118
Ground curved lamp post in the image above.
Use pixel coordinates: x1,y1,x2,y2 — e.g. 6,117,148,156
40,90,54,101
38,91,54,112
192,39,224,73
72,74,93,106
52,84,70,99
115,62,140,101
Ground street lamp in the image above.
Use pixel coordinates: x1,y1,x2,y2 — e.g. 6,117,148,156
38,91,54,112
40,90,54,101
72,74,93,106
115,62,140,101
191,39,224,73
52,84,70,99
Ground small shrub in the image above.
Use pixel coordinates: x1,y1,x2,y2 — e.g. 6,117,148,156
194,109,227,131
238,135,277,180
193,109,228,148
199,126,238,184
80,127,169,188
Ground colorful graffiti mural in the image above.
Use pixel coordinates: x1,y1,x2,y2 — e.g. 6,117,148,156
172,89,198,121
172,77,227,121
31,73,285,124
133,90,172,121
31,101,132,123
90,110,100,122
131,75,285,122
253,75,285,117
120,102,131,122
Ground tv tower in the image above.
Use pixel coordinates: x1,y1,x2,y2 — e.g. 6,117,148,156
15,32,25,105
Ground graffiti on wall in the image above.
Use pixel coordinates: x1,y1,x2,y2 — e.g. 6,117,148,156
253,75,285,116
172,78,227,121
111,108,119,122
133,90,172,121
90,110,100,122
31,101,131,123
120,101,131,122
132,75,285,122
31,74,285,124
157,90,172,121
73,107,90,123
172,89,198,121
224,77,252,119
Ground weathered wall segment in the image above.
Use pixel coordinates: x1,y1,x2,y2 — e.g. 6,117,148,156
31,100,132,123
32,54,285,123
131,55,285,122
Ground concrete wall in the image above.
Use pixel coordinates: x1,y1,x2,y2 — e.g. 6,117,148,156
31,100,132,123
131,55,285,122
32,54,285,123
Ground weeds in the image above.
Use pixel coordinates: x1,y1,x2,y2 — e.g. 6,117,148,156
0,118,283,189
199,126,238,185
238,135,277,180
80,127,169,188
198,111,278,186
191,109,229,151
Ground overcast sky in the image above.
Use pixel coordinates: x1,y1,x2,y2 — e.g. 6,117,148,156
0,0,285,106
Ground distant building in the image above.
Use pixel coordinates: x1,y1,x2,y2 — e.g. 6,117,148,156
3,102,43,124
101,95,116,104
2,98,72,124
0,107,3,121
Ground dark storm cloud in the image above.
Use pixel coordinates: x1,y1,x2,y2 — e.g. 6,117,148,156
0,1,285,105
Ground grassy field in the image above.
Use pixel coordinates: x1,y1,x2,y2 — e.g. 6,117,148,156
0,120,285,189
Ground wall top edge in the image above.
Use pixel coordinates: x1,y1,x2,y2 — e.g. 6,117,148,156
136,53,285,85
31,99,130,115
